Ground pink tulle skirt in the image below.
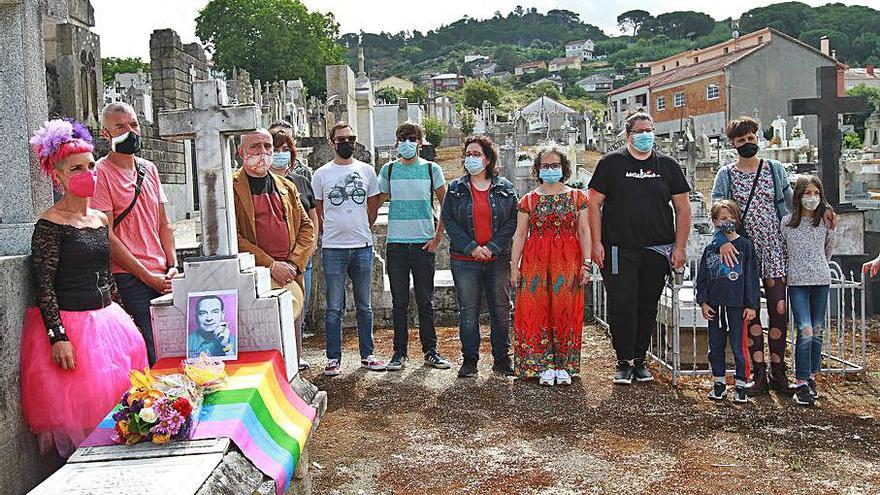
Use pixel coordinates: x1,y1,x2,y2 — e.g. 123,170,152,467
20,303,148,457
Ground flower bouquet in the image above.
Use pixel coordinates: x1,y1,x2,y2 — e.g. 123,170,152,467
112,368,200,445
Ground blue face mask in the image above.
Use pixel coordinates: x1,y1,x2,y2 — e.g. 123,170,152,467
539,168,563,184
398,140,418,159
271,151,291,169
464,156,485,175
632,132,655,153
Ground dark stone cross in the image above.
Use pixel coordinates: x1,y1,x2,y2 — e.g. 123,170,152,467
789,65,868,207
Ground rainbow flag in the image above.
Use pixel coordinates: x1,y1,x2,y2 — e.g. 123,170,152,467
81,350,316,495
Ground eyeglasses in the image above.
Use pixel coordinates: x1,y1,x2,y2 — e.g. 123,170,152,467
334,136,357,144
629,128,654,135
539,162,562,170
397,136,418,143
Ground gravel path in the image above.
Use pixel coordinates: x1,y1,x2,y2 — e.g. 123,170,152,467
301,324,880,495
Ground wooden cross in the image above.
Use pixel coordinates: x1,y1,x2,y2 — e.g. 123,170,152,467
789,65,868,207
158,80,261,257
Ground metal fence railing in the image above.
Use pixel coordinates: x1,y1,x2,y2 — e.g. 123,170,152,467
590,260,867,386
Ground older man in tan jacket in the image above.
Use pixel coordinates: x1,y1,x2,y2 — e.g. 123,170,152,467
234,129,315,365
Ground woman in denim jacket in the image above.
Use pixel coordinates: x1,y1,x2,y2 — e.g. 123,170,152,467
441,135,518,378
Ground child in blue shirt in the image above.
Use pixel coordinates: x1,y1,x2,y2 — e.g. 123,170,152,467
696,200,760,403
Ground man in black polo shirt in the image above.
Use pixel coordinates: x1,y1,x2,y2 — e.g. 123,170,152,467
588,112,693,385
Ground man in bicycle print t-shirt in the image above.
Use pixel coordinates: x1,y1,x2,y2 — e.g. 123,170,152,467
311,122,386,376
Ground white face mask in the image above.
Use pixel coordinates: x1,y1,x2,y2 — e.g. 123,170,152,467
802,196,821,211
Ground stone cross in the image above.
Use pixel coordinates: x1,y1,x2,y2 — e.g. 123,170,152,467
790,66,868,207
158,79,261,257
0,0,67,256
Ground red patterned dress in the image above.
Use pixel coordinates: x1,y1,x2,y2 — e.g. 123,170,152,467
513,190,588,378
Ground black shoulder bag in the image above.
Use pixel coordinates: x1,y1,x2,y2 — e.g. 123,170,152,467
113,160,147,231
733,159,764,239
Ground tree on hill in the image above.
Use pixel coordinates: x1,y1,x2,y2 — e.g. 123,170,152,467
617,10,652,38
376,87,401,104
461,79,502,110
195,0,346,97
641,11,715,39
101,57,150,85
739,2,812,37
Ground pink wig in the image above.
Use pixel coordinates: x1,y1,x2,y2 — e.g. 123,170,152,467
29,118,94,187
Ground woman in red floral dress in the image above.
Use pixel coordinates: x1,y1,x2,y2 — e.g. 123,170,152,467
510,144,591,386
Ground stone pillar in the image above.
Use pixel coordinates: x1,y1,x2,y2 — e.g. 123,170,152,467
0,0,65,256
397,97,409,125
325,65,358,136
0,1,71,493
355,55,375,164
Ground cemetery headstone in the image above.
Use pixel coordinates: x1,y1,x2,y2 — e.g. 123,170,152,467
789,65,869,207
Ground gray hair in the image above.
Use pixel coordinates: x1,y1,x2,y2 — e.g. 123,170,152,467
100,102,137,127
624,111,653,134
531,141,572,183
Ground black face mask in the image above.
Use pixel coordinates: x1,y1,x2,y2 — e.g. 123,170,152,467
736,142,759,158
110,131,142,155
336,141,355,160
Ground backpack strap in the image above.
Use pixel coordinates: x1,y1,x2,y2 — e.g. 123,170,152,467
113,160,147,231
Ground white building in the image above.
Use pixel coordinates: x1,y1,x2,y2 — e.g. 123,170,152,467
565,39,595,61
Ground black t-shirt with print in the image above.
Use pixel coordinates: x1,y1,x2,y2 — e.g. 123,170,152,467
588,147,690,248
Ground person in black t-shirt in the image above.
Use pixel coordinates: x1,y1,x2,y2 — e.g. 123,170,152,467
588,112,692,385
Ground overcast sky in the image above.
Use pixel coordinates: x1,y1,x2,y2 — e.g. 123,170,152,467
92,0,877,60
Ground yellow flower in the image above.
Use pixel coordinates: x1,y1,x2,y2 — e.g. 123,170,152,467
127,367,164,405
117,420,129,436
152,434,171,445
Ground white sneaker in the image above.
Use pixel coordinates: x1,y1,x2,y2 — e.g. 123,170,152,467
555,369,572,386
539,369,556,386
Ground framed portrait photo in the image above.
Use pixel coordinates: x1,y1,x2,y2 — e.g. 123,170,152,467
186,289,239,361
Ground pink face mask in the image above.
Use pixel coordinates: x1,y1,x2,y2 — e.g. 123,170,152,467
244,153,272,175
67,169,97,198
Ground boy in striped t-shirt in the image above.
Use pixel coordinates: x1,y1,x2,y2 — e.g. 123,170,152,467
375,122,451,371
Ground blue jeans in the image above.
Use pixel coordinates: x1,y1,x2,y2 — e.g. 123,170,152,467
386,243,437,356
707,306,748,384
451,256,511,361
322,247,374,361
789,285,830,381
302,259,313,334
114,273,160,365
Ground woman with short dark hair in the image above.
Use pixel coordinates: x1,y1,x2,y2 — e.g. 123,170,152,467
509,143,591,386
442,135,518,377
711,115,796,394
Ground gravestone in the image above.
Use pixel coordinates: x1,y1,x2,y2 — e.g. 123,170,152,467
789,65,869,207
153,79,301,377
865,103,880,150
0,2,69,491
325,65,358,136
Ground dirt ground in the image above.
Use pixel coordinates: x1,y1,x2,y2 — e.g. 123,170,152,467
300,323,880,495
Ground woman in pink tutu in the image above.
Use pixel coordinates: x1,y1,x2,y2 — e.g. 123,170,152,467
21,118,148,457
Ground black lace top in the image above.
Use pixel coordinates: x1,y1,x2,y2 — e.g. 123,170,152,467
31,219,120,344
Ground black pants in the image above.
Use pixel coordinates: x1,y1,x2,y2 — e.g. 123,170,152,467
386,243,437,356
601,247,669,362
114,273,160,365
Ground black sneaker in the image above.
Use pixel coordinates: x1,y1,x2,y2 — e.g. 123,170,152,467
793,384,816,406
632,359,654,382
492,356,515,376
458,357,478,378
807,378,819,399
424,350,452,369
613,361,633,385
733,386,749,403
708,382,727,401
386,353,406,371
